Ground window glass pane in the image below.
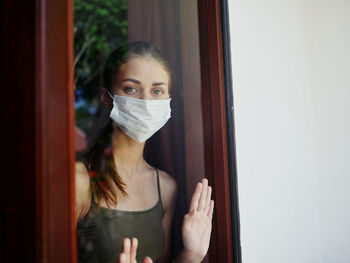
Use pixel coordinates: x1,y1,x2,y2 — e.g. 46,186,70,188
74,1,208,262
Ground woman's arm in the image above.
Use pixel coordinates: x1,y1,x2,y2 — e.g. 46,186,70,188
75,162,91,224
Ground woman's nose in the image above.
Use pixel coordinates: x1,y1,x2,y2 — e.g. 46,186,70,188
139,92,152,100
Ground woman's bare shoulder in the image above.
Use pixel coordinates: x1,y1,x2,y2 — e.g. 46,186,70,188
75,162,90,190
75,162,91,221
157,169,177,211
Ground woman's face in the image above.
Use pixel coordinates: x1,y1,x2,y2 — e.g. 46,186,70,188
111,57,170,100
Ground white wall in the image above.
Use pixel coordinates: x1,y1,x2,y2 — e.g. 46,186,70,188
228,0,350,262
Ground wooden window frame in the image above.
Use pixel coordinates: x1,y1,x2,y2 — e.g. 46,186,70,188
35,0,76,262
2,0,241,262
198,0,241,262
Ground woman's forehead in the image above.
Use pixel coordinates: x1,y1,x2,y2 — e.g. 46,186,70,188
116,57,170,84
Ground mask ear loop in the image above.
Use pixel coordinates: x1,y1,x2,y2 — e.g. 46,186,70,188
104,88,114,100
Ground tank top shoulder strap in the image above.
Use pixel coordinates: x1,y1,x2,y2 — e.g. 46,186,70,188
155,168,164,211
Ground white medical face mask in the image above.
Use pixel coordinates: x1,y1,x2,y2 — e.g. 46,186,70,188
106,90,171,143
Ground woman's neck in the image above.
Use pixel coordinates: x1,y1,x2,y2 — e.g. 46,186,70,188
111,126,146,176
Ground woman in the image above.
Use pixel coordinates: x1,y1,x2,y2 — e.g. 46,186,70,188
76,42,214,263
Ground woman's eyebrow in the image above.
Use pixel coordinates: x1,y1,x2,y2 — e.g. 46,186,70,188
121,78,167,86
121,78,141,84
152,82,168,86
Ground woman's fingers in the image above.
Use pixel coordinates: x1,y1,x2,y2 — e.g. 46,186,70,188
122,238,131,253
197,179,208,211
122,238,131,262
189,178,214,214
143,256,153,263
189,182,202,212
119,253,127,263
204,186,212,214
130,238,138,262
208,200,214,220
120,238,152,263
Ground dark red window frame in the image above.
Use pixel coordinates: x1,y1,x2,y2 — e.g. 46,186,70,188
198,1,235,262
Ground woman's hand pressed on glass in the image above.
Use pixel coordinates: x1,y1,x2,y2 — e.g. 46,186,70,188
178,178,214,262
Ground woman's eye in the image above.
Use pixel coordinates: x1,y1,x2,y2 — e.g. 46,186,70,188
123,86,137,94
152,89,165,95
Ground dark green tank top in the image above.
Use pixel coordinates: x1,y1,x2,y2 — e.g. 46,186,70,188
77,169,165,263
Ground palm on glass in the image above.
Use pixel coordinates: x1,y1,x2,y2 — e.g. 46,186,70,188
182,178,214,261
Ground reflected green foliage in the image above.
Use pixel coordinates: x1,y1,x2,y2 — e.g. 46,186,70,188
74,0,127,128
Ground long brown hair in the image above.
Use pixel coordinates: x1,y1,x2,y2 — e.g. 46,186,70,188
82,41,171,207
